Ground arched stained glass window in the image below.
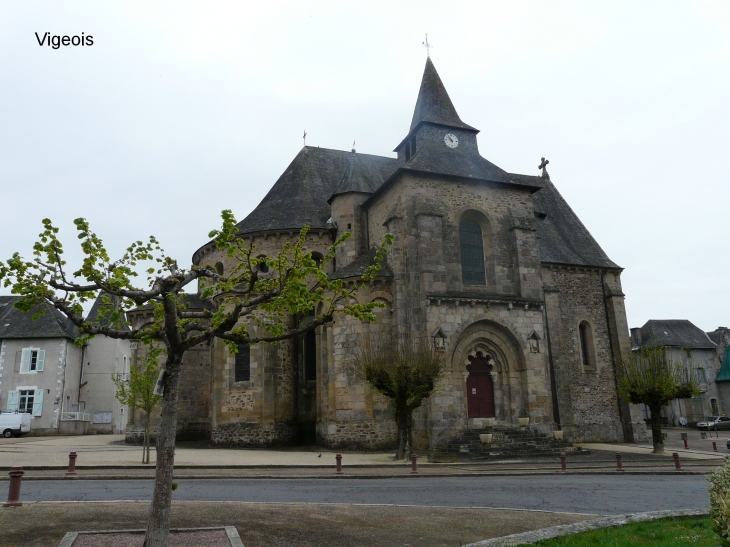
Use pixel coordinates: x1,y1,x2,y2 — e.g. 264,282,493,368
459,219,486,285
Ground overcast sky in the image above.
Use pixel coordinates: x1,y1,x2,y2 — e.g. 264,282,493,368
1,1,728,332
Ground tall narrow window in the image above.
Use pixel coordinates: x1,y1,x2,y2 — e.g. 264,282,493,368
304,329,317,381
459,219,486,285
579,321,595,369
234,344,250,382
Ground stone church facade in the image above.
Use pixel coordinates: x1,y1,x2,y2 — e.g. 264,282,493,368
128,59,648,449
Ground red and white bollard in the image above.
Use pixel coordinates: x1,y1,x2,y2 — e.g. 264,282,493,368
66,452,78,476
3,467,24,507
672,452,683,471
410,453,418,474
713,442,718,452
335,453,343,475
559,453,567,472
683,438,689,449
616,452,624,472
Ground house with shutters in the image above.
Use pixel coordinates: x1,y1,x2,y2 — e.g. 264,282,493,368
127,58,649,450
0,296,130,435
0,296,83,433
630,320,725,426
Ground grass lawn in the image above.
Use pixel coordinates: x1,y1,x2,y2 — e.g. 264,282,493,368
525,517,721,546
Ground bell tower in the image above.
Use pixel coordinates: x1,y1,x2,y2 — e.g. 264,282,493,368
394,58,481,163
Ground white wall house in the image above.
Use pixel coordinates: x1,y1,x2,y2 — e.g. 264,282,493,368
0,296,83,434
0,296,130,435
79,296,132,434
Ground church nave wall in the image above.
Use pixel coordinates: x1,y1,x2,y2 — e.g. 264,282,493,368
542,266,624,442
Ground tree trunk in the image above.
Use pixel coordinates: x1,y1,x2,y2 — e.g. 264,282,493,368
143,357,182,547
394,404,414,461
649,403,664,454
394,404,408,460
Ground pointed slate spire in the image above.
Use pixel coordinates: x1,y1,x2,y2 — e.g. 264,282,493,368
410,58,476,132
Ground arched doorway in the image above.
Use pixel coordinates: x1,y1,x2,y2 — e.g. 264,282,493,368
466,352,495,418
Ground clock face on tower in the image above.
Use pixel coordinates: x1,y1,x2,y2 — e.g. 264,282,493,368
444,133,459,148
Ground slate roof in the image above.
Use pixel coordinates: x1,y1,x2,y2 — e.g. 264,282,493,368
634,320,718,349
408,58,477,133
234,147,396,236
0,296,78,340
328,149,387,202
708,331,723,345
87,295,131,332
403,141,512,184
707,329,729,347
511,174,621,269
330,248,394,280
193,60,621,271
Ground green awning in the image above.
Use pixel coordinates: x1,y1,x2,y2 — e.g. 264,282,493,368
715,346,730,382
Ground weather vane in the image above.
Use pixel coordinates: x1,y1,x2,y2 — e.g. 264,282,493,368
422,34,433,58
303,130,307,147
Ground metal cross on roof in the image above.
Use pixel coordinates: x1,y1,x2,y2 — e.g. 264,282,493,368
303,130,307,146
422,34,433,58
539,157,550,179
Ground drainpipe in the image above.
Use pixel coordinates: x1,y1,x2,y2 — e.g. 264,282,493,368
78,344,86,409
57,339,70,431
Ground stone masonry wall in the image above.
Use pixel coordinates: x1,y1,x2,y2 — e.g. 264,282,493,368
542,266,624,442
124,311,212,443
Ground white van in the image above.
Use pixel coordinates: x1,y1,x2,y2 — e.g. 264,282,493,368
0,411,31,438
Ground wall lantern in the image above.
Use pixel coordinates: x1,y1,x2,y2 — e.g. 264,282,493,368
432,328,447,352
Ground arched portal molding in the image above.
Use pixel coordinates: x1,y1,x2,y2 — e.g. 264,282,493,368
451,319,526,374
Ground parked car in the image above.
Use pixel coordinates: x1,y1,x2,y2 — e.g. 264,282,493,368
0,411,31,438
697,416,730,430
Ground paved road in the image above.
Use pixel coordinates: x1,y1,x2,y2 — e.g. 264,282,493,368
21,475,709,515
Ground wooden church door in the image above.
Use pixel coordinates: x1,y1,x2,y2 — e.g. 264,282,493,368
466,354,495,418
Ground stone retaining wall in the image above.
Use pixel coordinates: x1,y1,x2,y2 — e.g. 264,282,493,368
211,421,301,447
317,419,397,450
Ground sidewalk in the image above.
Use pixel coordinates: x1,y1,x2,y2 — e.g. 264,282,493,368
0,433,724,480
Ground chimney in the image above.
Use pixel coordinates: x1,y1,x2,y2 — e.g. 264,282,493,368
630,328,642,347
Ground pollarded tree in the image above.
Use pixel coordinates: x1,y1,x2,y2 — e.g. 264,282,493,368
616,345,698,454
0,210,391,547
112,347,164,464
356,335,446,460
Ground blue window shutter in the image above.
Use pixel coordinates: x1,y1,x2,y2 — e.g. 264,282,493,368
32,390,44,417
7,390,19,411
20,349,31,373
36,350,45,372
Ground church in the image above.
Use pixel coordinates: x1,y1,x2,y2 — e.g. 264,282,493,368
128,59,648,449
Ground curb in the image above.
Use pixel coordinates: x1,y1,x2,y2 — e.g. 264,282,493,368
4,469,714,481
462,508,709,546
58,526,243,547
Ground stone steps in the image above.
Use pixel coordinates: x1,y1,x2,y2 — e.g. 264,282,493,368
442,426,587,460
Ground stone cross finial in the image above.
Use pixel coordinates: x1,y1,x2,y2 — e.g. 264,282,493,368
422,34,433,58
539,157,550,180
